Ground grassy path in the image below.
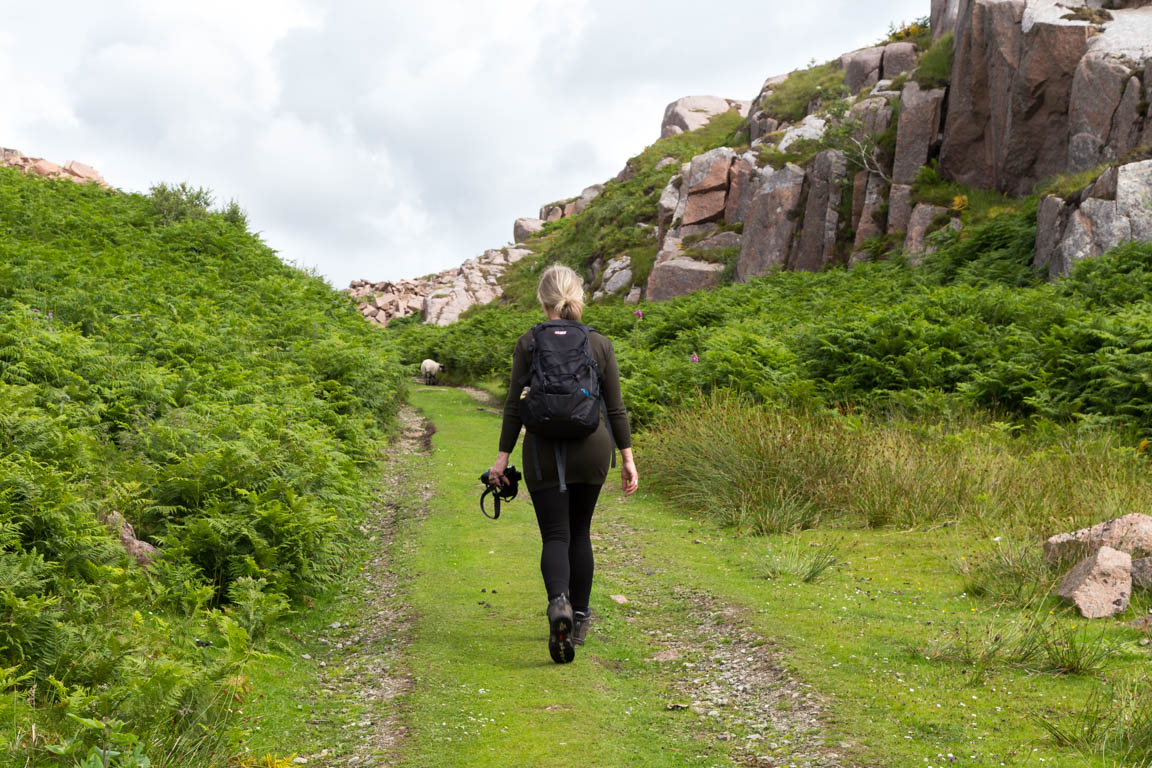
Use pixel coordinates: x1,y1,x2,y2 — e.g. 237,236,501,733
247,384,1149,767
399,385,839,768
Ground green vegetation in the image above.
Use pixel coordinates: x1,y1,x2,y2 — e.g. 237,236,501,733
375,386,1152,767
1061,6,1114,24
883,16,934,50
643,393,1152,538
391,210,1152,435
913,32,955,89
0,169,403,765
911,161,1019,227
760,62,849,123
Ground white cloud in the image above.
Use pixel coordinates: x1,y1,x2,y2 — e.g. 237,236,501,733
0,0,928,287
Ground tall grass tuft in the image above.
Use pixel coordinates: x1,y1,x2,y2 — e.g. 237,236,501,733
642,393,1152,536
1036,675,1152,763
761,538,843,583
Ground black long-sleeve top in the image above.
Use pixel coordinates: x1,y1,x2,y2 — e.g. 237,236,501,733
499,326,633,492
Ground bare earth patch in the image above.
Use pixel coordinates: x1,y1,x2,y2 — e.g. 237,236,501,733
302,405,431,767
594,510,854,768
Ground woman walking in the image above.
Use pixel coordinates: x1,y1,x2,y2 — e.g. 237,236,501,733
487,264,639,664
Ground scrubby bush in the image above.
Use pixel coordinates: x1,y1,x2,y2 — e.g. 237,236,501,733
760,62,848,123
0,167,403,764
913,33,954,88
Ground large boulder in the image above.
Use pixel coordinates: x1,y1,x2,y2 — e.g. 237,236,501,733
647,249,726,301
904,204,960,261
749,113,781,143
887,184,914,234
514,217,544,243
735,163,808,281
893,81,947,185
1034,160,1152,278
840,47,885,93
778,115,827,152
661,96,748,139
594,255,633,300
573,184,604,215
657,175,683,246
681,148,736,227
1056,546,1132,619
791,150,848,272
881,42,918,80
1045,513,1152,563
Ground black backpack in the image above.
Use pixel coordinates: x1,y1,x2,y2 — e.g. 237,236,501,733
520,320,615,492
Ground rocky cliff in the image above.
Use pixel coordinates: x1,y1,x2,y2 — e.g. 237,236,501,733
352,0,1152,324
0,147,108,186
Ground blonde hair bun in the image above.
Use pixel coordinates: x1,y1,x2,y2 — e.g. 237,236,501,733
537,264,585,322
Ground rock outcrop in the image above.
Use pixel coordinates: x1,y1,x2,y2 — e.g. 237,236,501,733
1034,160,1152,277
349,246,530,327
735,164,808,281
102,511,157,567
792,150,849,272
1045,513,1152,563
939,0,1152,196
514,217,544,243
661,96,751,139
539,184,605,222
1,147,109,187
593,255,634,300
351,0,1152,323
840,43,921,92
647,249,727,301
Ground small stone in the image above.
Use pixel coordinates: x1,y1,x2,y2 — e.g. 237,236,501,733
610,594,629,604
301,653,312,660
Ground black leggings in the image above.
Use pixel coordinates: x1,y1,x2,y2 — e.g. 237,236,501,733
529,483,601,613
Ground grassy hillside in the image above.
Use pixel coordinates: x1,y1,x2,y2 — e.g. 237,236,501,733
390,199,1152,436
0,170,403,766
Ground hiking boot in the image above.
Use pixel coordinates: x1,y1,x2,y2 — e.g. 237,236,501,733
546,595,575,663
572,610,590,647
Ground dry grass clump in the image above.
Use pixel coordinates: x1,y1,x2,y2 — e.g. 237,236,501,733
642,393,1152,536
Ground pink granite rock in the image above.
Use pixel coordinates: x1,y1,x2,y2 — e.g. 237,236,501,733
1056,546,1132,619
1045,513,1152,563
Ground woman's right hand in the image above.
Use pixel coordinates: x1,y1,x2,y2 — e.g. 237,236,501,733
489,451,511,486
620,449,639,496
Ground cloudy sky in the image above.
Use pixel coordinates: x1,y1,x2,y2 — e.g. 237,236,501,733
0,1,926,287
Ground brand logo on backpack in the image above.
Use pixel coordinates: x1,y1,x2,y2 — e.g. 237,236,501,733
553,330,568,335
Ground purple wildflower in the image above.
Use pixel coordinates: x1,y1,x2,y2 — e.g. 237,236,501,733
633,310,643,320
32,308,39,313
690,352,699,363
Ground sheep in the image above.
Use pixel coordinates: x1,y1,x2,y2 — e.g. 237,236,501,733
420,359,443,385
